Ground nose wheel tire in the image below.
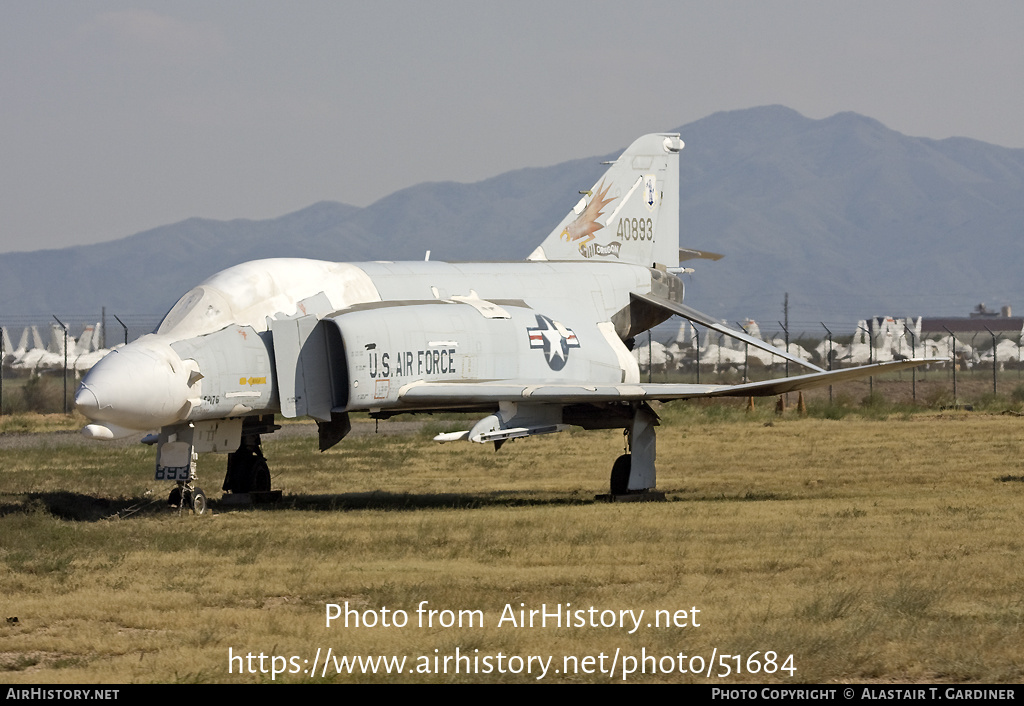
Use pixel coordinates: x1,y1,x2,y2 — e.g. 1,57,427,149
169,484,208,515
185,487,208,515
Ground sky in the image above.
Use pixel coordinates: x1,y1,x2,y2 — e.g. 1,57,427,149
2,1,1022,254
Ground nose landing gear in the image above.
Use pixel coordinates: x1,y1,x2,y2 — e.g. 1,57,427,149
156,425,209,516
168,482,208,515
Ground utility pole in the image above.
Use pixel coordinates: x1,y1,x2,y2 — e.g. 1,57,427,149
783,293,789,338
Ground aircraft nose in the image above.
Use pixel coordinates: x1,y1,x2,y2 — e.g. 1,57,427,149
74,386,101,416
75,339,192,433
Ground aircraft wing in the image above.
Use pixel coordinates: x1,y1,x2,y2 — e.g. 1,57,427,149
396,358,943,406
631,291,824,372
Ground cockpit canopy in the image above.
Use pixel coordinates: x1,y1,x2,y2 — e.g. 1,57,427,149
156,286,234,338
155,259,382,338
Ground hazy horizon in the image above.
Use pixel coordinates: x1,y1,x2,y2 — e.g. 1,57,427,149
2,1,1022,254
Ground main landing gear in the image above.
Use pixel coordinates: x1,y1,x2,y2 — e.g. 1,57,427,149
220,416,282,505
610,454,633,495
222,434,271,494
600,403,665,502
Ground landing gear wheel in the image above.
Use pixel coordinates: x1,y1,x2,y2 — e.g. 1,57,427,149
224,435,271,493
189,487,208,515
168,486,182,507
253,458,271,493
610,454,632,495
182,487,207,515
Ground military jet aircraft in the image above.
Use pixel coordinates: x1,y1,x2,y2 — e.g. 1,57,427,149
75,133,934,513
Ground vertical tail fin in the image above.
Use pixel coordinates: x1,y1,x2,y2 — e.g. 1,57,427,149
48,322,66,355
1,326,11,361
15,327,29,356
528,133,682,268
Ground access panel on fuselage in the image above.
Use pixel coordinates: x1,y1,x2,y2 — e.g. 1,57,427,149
170,325,276,421
270,315,348,421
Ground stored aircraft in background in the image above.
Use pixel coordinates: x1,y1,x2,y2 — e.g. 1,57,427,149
3,323,112,372
74,133,935,513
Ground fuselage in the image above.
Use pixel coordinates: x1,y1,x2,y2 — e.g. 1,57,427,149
75,257,675,437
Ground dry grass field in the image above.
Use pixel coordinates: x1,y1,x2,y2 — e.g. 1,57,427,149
1,402,1023,684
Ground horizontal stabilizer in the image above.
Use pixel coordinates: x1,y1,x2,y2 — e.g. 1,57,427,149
631,291,824,372
678,248,724,262
701,358,945,397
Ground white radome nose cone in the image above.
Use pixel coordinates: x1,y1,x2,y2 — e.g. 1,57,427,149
75,339,191,432
74,386,101,416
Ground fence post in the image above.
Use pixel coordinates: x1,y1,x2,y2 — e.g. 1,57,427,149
53,315,69,415
114,315,128,345
858,324,873,399
904,323,917,403
943,326,957,406
694,328,700,385
821,323,833,404
984,326,998,397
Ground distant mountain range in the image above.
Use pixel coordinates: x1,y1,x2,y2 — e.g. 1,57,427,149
3,105,1023,336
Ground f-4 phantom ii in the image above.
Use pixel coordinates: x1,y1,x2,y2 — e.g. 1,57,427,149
75,133,935,513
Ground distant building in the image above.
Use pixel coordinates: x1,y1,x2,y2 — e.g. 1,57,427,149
921,303,1023,337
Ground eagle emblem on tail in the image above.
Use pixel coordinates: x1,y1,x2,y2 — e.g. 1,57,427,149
559,181,615,253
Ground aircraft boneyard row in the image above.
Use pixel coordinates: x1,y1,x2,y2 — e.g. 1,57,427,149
1,323,114,373
634,316,1024,374
74,134,938,513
